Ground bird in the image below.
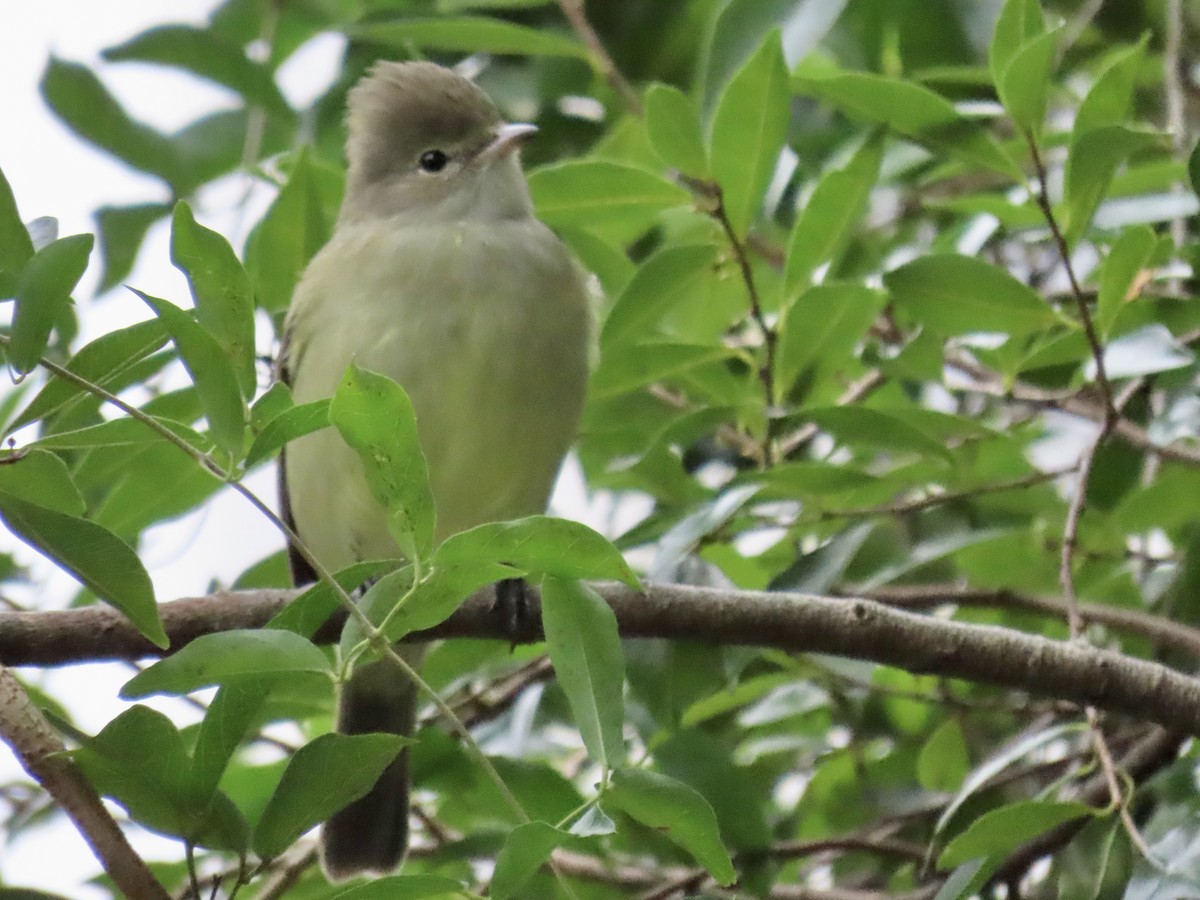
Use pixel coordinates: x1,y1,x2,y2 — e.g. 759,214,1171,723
277,60,591,879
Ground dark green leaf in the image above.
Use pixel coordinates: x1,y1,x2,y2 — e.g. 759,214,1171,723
170,202,257,397
804,407,954,464
542,577,626,770
9,234,93,375
710,29,789,236
602,244,718,347
329,364,435,562
329,876,466,900
134,289,248,457
253,733,410,860
0,490,164,646
779,284,885,389
246,399,330,469
96,203,170,292
121,629,331,698
0,449,84,515
491,822,574,900
604,768,735,885
0,164,34,276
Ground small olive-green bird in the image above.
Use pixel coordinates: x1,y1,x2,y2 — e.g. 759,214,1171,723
278,60,591,879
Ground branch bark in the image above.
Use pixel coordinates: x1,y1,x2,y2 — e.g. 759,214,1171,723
6,583,1200,738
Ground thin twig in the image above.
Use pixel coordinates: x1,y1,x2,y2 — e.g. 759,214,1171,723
555,0,643,115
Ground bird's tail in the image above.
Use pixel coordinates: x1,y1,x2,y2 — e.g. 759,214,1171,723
321,647,423,880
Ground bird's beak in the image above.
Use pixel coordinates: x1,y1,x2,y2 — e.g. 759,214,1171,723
481,123,539,160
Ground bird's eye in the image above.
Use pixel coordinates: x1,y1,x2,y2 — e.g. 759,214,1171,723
418,149,449,173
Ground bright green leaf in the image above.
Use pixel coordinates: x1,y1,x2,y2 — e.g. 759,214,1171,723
710,29,789,236
121,629,331,698
0,490,164,646
989,0,1045,86
0,449,84,515
604,768,735,885
1064,126,1161,244
602,244,718,347
246,399,330,469
170,202,257,397
329,364,436,562
134,289,248,457
529,161,689,234
1096,225,1156,337
997,30,1059,136
542,576,626,770
491,821,574,900
1075,36,1148,135
918,719,970,792
779,284,885,389
9,234,93,375
352,17,584,58
644,83,708,177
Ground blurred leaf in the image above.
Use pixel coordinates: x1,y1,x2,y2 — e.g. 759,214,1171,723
645,83,708,177
0,491,164,647
996,29,1058,136
1075,36,1148,135
170,202,257,397
940,800,1093,867
245,149,335,313
491,821,574,900
0,164,34,276
253,733,410,860
918,719,970,792
1064,126,1161,245
40,58,182,189
104,25,291,115
604,768,735,885
134,289,248,457
329,364,436,562
329,876,467,899
884,254,1060,336
988,0,1045,86
590,341,732,399
9,235,93,376
245,399,330,469
542,577,626,770
805,407,954,464
710,29,789,236
352,17,584,57
794,70,1020,178
96,203,170,293
784,133,882,297
1096,225,1156,337
121,630,331,698
1057,817,1130,900
779,283,885,389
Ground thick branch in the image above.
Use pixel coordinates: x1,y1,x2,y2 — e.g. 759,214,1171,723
7,584,1200,738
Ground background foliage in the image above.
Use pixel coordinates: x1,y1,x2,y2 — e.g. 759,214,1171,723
3,0,1200,897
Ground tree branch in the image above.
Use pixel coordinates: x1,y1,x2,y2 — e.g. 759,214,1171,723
8,583,1200,738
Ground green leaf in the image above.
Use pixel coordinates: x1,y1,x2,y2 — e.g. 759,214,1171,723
434,516,638,586
329,364,436,562
329,876,467,900
32,416,208,452
246,399,330,469
121,630,331,698
0,449,84,515
170,202,257,397
601,244,718,347
253,732,410,860
9,234,93,375
492,822,575,900
1064,126,1161,245
542,577,626,770
604,768,735,885
7,318,168,433
590,341,732,399
190,680,275,800
997,29,1058,136
529,161,689,234
40,58,183,189
918,719,970,792
0,164,34,276
884,254,1060,336
352,17,585,58
794,72,1020,178
0,491,164,646
988,0,1045,86
804,407,954,464
365,561,514,645
644,83,708,177
134,289,247,458
96,203,170,292
778,284,885,389
103,25,291,115
710,29,789,236
940,800,1094,867
1096,226,1156,337
784,134,882,296
1075,36,1149,135
244,148,335,313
